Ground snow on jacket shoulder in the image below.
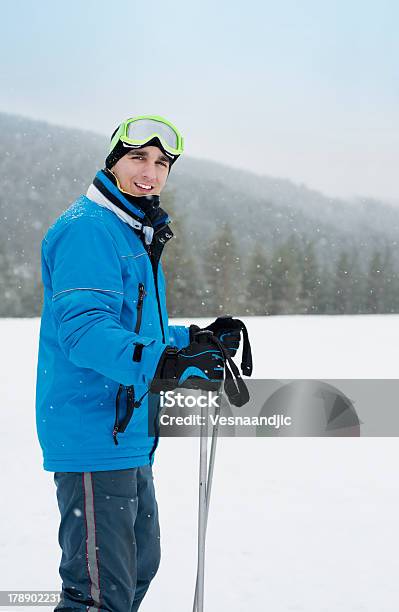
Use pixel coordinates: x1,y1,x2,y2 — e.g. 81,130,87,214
35,196,190,472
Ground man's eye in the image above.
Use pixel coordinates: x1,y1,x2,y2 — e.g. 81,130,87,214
157,161,167,167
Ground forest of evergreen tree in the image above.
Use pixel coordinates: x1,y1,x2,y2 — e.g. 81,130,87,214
1,213,395,319
164,223,399,318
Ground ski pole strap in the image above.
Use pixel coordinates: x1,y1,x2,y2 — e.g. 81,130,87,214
206,333,250,407
232,318,253,377
193,316,253,377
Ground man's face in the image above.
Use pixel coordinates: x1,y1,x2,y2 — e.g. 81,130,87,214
111,145,171,196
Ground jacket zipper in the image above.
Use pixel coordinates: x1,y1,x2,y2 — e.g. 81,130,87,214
112,384,124,445
134,282,146,334
148,245,165,343
113,283,146,445
147,245,164,463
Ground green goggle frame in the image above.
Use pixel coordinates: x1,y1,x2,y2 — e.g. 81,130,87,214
109,115,184,157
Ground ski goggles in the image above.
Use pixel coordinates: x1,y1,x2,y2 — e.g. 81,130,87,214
109,115,184,158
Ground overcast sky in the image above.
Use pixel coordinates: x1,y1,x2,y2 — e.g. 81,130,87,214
1,0,398,202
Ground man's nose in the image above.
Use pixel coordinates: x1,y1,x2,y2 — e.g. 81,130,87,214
141,161,157,180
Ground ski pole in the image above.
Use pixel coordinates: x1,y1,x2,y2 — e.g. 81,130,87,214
195,388,208,612
192,388,221,612
190,325,253,611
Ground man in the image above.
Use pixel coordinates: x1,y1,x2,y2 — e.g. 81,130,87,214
35,115,242,611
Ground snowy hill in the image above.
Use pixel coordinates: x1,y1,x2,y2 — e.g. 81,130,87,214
1,315,398,611
2,112,399,318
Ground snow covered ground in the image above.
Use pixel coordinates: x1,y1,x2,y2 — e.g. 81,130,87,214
1,314,399,611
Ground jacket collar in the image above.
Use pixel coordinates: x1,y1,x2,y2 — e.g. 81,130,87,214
87,182,142,230
86,169,171,246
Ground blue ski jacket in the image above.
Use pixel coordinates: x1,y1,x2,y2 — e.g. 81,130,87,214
35,170,190,472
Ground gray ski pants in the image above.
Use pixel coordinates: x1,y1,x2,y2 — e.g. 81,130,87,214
53,465,161,611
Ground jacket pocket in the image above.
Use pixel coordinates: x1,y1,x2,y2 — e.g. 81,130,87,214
112,385,136,446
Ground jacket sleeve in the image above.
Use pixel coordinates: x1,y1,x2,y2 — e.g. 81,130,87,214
45,216,167,386
168,325,190,350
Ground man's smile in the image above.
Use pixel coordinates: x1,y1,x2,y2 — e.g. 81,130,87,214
134,182,154,191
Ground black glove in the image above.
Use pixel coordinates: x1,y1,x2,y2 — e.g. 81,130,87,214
150,337,225,393
189,317,241,357
189,316,252,376
207,316,242,356
190,316,242,357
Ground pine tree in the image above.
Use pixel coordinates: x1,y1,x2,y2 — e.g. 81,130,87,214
300,240,321,314
202,221,241,317
0,245,21,316
331,251,353,314
161,189,202,317
268,236,304,314
246,245,271,315
366,250,385,313
381,244,399,313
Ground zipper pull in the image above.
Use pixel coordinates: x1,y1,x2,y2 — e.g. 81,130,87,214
137,283,146,306
127,386,134,405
